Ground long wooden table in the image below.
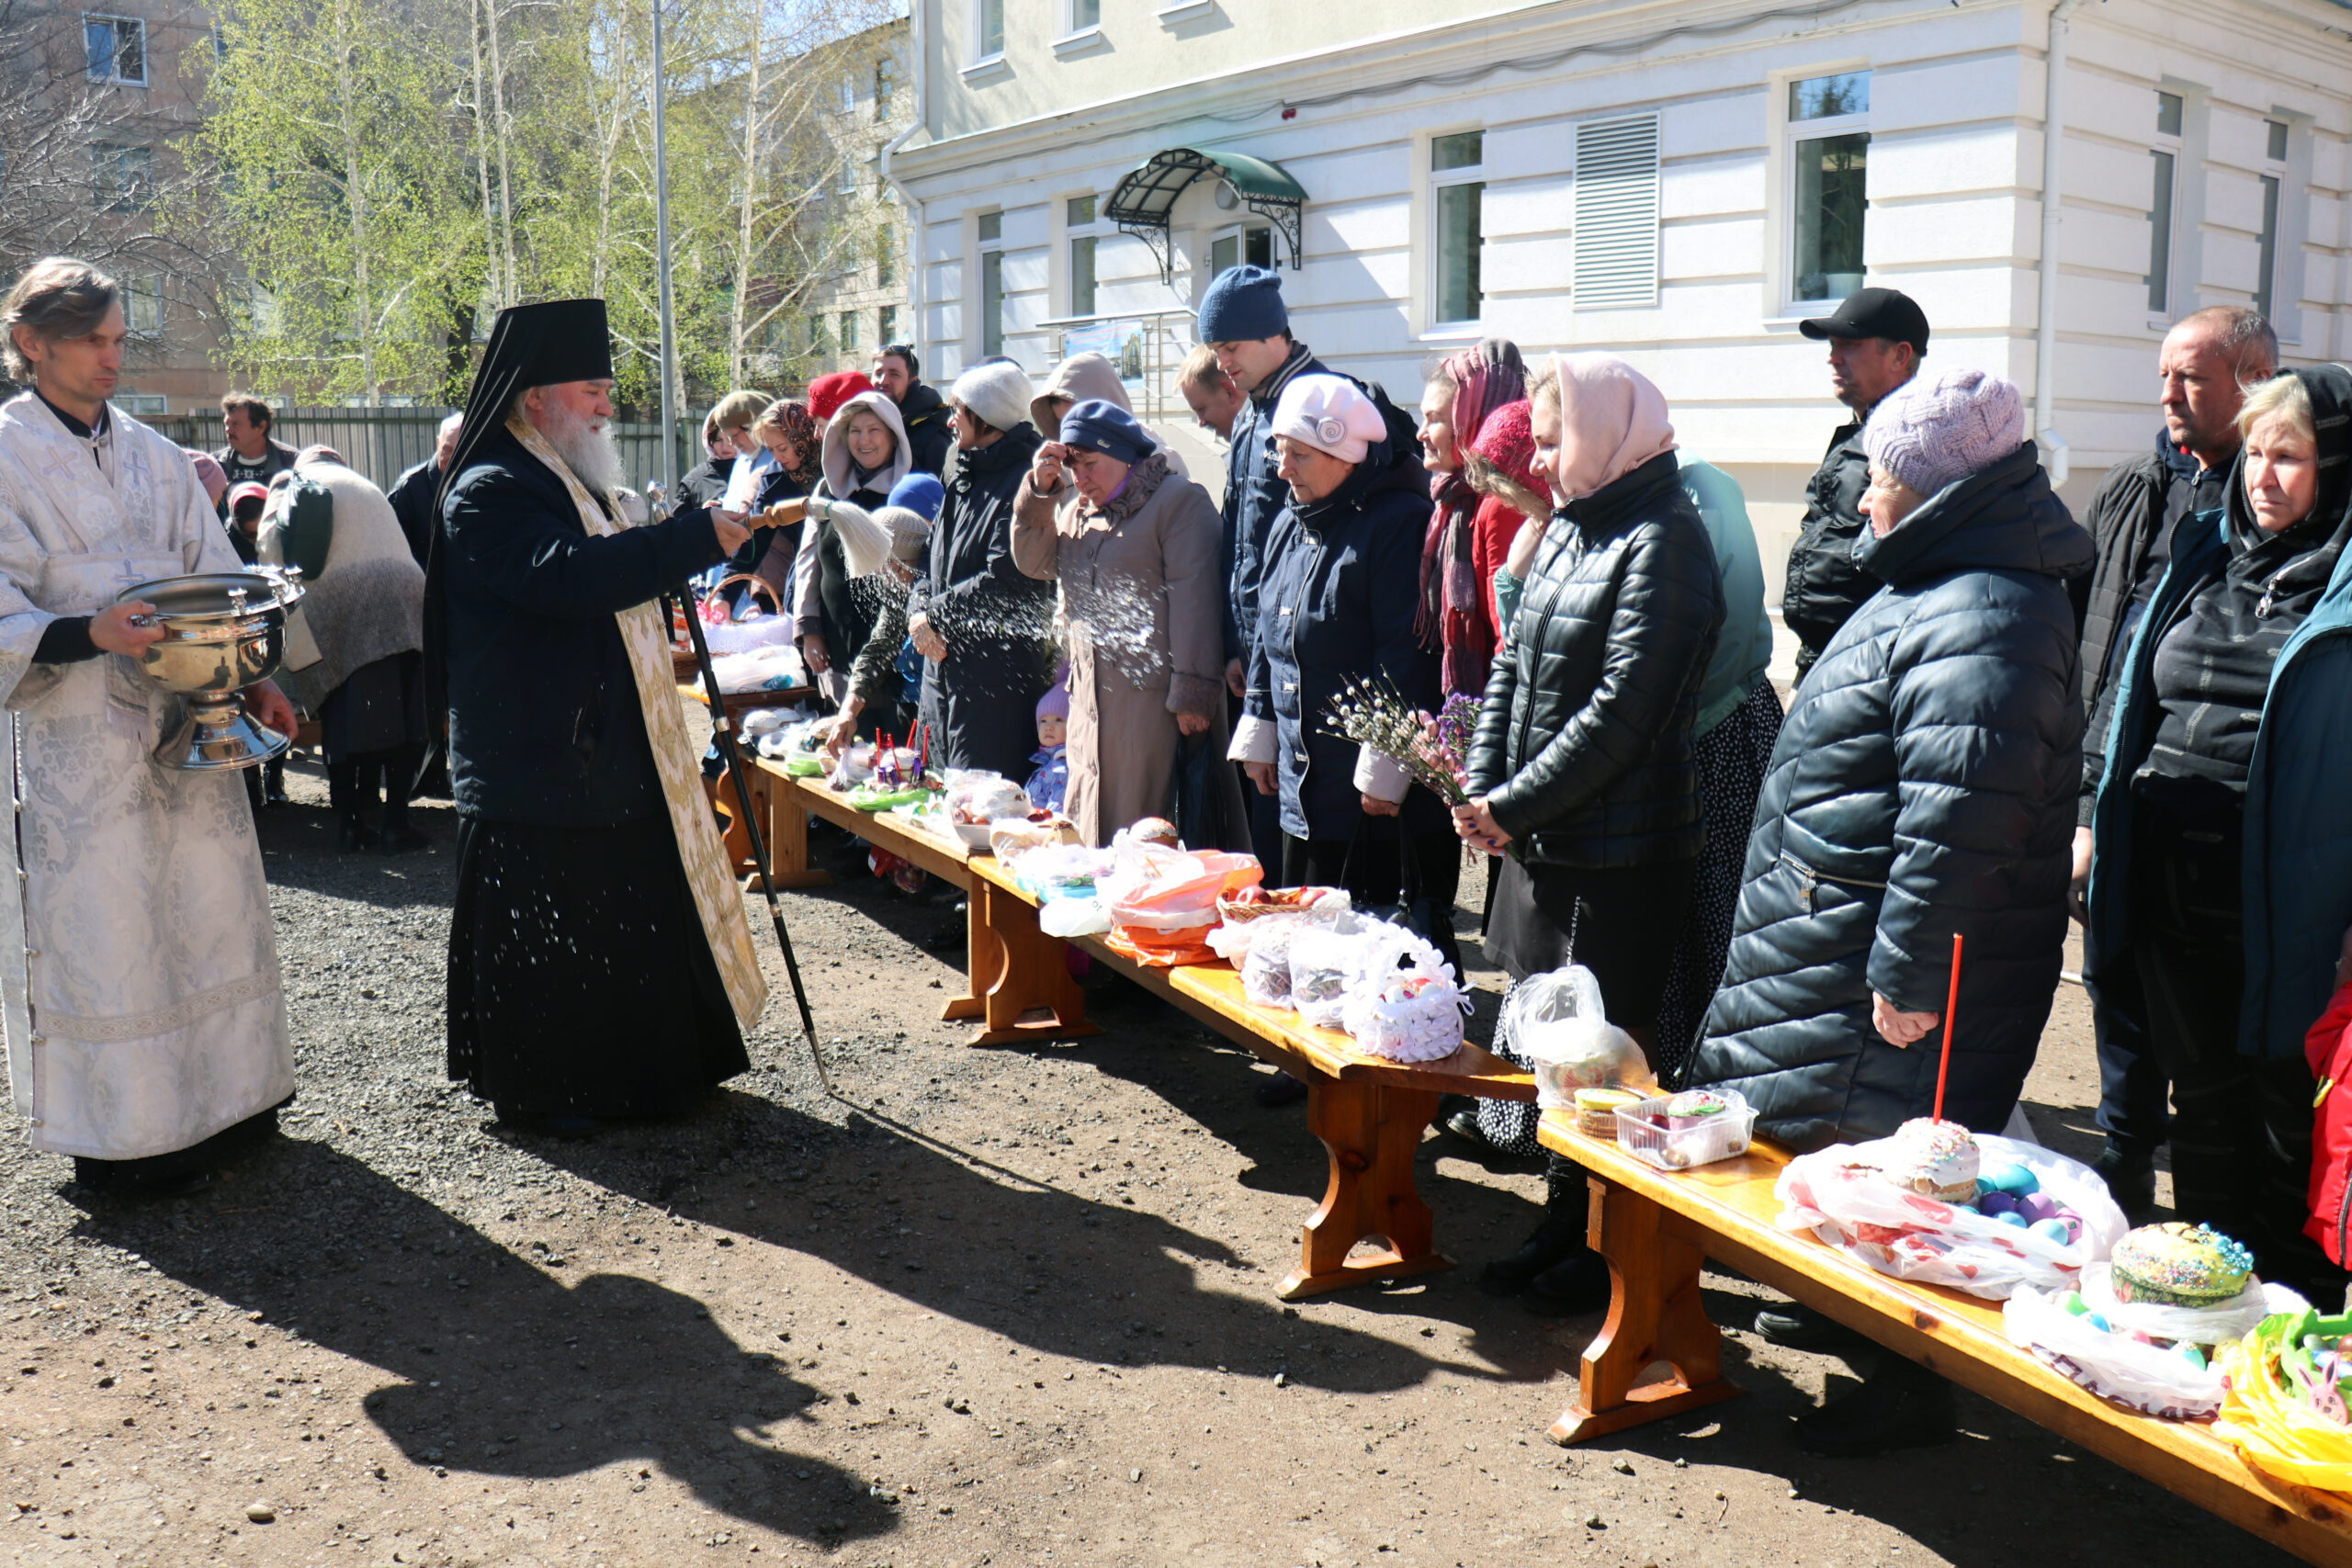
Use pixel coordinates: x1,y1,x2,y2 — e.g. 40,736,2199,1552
1536,1111,2352,1566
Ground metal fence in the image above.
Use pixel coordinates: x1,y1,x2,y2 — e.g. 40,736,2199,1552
158,407,697,495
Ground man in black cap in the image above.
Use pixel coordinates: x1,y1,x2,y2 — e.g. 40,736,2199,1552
434,298,765,1135
1781,287,1928,676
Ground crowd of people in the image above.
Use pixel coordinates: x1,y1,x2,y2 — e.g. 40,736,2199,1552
1,251,2347,1468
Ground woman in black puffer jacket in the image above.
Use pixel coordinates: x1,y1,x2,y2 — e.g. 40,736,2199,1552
1686,367,2090,1455
1453,353,1724,1316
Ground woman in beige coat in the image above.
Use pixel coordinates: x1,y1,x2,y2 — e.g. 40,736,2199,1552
1012,399,1241,848
1028,351,1188,478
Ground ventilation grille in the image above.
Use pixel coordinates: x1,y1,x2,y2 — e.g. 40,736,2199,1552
1574,113,1661,310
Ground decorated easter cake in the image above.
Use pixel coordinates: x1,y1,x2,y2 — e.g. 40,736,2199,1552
1884,1117,1981,1203
2109,1222,2255,1308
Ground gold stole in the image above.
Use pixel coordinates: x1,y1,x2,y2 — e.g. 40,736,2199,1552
503,414,767,1031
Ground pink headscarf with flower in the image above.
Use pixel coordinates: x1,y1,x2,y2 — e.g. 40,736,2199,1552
1419,339,1527,694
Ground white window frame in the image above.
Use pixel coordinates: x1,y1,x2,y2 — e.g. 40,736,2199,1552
966,0,1006,75
92,141,151,211
874,57,897,122
122,273,164,337
83,14,146,86
1773,65,1872,316
975,210,1006,360
1054,0,1102,55
837,77,855,118
2146,91,2184,323
1058,192,1107,319
2253,115,2302,337
1427,128,1487,333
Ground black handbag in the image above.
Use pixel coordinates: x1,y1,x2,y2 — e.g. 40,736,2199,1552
1342,807,1466,983
1170,729,1232,852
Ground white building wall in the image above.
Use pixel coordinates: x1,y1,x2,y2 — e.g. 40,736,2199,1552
898,0,2352,582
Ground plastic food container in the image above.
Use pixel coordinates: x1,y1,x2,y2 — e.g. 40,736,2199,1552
1613,1091,1756,1171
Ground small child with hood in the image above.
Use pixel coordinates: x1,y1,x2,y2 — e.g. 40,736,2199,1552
1027,676,1069,814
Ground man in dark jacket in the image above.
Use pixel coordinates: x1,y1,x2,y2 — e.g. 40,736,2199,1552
386,412,463,569
873,344,953,478
2071,306,2275,1213
1781,288,1928,676
907,360,1052,779
1690,368,2090,1453
435,298,760,1134
213,391,298,506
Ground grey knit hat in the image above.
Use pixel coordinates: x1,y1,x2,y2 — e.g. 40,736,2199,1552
1862,367,2024,500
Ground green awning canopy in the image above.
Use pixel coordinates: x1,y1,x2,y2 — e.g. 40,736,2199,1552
1104,148,1306,285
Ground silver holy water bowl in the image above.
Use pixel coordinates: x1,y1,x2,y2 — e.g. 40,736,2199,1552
114,567,305,770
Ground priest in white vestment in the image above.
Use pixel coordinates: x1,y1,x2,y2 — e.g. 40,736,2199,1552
0,257,296,1191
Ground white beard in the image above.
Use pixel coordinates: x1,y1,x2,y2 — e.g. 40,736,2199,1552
532,397,625,493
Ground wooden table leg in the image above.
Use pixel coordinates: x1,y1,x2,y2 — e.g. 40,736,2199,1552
953,878,1099,1046
1548,1175,1742,1443
1277,1077,1453,1300
942,881,992,1025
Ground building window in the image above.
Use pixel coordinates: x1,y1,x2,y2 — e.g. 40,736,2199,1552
1208,227,1272,278
839,310,858,354
836,157,856,197
875,58,897,120
1430,130,1484,326
977,210,1005,357
838,78,855,118
1067,195,1100,317
84,16,145,85
123,274,164,336
92,142,151,210
976,0,1004,61
116,393,165,416
877,229,897,289
878,304,899,343
1789,70,1871,304
2256,119,2287,321
807,313,827,357
2147,91,2182,314
1069,0,1101,30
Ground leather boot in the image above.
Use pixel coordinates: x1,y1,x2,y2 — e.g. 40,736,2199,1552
1479,1156,1588,1296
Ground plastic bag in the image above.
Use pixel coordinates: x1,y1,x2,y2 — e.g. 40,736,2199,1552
1240,920,1301,1009
1039,897,1112,939
1009,842,1114,902
1287,920,1368,1030
2006,1275,2309,1421
944,773,1032,827
1776,1134,2129,1301
2215,1307,2352,1490
1502,965,1650,1108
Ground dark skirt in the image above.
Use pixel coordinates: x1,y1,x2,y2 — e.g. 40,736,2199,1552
447,813,747,1119
1651,678,1785,1087
322,650,426,762
1477,854,1695,1157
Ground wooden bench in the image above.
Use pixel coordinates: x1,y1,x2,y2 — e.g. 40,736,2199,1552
1536,1111,2352,1566
967,855,1535,1301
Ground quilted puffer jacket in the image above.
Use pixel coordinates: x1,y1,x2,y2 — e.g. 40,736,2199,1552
1687,444,2092,1152
1464,451,1723,868
1780,417,1874,677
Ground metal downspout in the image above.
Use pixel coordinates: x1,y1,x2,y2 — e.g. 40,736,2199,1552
880,4,929,372
2035,0,2083,486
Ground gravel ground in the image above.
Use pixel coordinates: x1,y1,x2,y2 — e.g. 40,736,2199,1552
0,746,2298,1568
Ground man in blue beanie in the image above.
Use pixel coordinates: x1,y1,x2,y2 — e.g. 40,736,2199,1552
1197,265,1329,879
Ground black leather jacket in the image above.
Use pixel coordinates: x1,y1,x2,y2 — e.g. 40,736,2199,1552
1465,452,1722,869
1781,417,1873,675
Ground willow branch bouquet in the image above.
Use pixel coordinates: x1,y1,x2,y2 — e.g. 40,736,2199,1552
1322,678,1478,807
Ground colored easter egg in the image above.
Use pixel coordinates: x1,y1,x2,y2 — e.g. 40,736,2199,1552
1981,1163,2040,1198
2029,1217,2072,1245
2061,1292,2088,1316
1996,1210,2029,1229
2086,1313,2111,1333
2179,1344,2207,1370
2018,1193,2062,1224
1977,1191,2020,1219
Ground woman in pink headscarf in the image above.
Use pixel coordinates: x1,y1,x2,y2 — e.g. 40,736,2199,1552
1453,352,1725,1316
1419,339,1527,696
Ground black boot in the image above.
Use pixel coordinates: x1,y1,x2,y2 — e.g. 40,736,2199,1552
1754,1302,1863,1350
1437,1093,1488,1146
262,756,288,807
1254,1069,1308,1109
1521,1248,1613,1317
1794,1358,1958,1455
377,755,427,853
329,761,376,852
1480,1156,1587,1296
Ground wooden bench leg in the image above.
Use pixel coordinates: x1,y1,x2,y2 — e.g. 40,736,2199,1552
1549,1175,1742,1443
1277,1078,1453,1301
745,768,829,890
949,878,1099,1046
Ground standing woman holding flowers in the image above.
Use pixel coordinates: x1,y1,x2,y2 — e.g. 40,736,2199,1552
1453,354,1724,1315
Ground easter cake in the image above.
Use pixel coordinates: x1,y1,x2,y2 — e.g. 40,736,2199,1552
1884,1118,1981,1203
2109,1222,2255,1308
